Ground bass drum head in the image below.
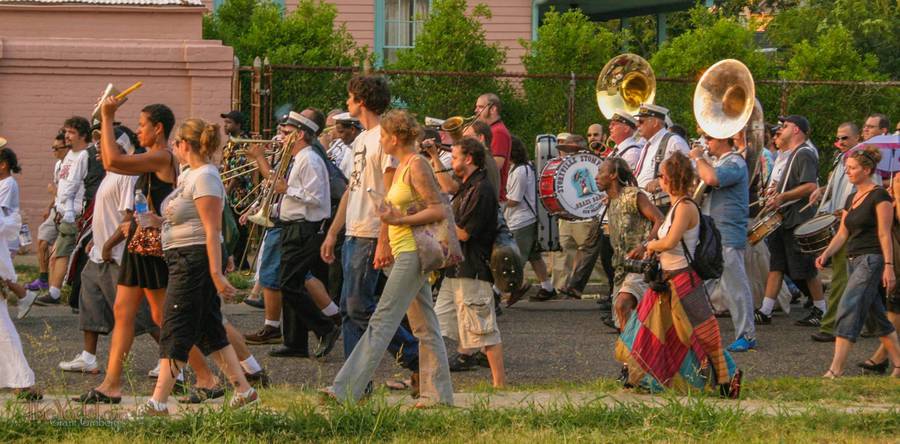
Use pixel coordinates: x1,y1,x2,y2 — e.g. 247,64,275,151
545,152,604,220
794,214,836,236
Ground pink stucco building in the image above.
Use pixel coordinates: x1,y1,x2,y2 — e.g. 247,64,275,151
201,0,534,72
0,0,233,230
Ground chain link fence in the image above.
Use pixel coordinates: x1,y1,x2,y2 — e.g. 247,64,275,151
233,63,899,174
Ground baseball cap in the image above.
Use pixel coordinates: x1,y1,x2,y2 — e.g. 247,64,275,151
778,115,810,135
220,110,246,126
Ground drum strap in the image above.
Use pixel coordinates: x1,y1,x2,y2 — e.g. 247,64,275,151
652,133,675,180
515,164,538,217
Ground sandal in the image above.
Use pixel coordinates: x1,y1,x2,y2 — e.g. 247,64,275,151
177,386,226,404
73,388,122,404
857,359,889,374
823,368,842,380
385,379,411,391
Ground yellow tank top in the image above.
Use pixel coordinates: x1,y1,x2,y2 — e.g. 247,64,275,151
386,158,417,254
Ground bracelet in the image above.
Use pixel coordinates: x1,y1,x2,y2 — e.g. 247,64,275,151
886,262,893,265
435,168,452,173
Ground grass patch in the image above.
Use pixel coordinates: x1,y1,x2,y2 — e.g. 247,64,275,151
226,272,253,291
1,394,897,443
452,377,900,405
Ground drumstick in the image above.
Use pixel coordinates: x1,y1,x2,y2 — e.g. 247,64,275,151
115,81,143,100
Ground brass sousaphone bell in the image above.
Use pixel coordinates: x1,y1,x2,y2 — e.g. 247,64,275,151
596,53,656,119
692,59,757,202
693,59,755,139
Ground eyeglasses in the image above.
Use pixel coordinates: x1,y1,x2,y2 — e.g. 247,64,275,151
863,124,879,129
835,136,849,141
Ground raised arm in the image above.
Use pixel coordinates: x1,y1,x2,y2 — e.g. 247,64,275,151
99,97,173,175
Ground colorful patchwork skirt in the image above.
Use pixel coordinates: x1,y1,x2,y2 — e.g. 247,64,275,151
615,269,737,393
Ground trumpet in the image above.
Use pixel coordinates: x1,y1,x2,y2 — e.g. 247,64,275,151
440,114,478,143
228,136,281,145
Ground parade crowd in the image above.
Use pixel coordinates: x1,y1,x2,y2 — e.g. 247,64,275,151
1,73,898,417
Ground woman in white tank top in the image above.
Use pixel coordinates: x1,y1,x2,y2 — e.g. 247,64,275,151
616,152,741,398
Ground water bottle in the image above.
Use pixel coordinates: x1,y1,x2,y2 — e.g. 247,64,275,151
134,190,149,215
134,190,149,227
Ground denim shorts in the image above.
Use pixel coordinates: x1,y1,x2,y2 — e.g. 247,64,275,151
834,254,896,342
258,227,282,290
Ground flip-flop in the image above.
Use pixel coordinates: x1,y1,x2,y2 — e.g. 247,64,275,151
385,379,411,391
73,388,121,404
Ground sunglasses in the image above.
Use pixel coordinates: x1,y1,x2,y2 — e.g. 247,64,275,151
835,136,849,141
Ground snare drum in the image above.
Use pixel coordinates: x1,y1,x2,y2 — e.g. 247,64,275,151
651,192,671,208
794,214,838,255
539,152,605,220
748,211,783,246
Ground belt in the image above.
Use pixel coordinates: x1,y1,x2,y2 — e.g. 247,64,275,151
662,266,692,281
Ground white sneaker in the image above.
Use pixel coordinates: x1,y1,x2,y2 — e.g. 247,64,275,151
58,353,99,374
17,290,37,320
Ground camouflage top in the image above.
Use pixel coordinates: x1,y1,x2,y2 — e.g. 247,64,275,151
607,186,652,285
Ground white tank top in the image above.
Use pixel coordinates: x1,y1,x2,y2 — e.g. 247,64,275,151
658,197,699,271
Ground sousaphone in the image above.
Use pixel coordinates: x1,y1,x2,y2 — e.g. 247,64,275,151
596,53,656,119
693,59,755,139
692,59,756,202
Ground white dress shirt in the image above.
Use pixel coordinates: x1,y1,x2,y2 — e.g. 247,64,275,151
634,129,690,188
279,147,330,222
613,134,645,171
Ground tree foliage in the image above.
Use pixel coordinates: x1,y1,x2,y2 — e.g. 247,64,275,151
387,0,512,124
518,8,622,143
204,0,366,116
780,25,898,168
649,15,776,135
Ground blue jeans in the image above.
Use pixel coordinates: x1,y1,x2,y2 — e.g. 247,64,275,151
333,252,452,404
835,254,896,342
340,236,418,369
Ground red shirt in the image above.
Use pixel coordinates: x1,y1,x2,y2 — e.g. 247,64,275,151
489,120,511,201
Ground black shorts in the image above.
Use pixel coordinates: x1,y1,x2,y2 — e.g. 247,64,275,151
159,245,228,362
768,224,817,281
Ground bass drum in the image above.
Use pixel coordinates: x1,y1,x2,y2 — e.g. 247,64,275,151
538,152,605,220
794,214,838,255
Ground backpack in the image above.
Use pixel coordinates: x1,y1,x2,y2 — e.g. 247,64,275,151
311,140,349,212
676,198,723,280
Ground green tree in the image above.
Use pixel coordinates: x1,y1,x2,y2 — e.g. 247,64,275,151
387,0,514,127
780,25,897,173
204,0,366,120
767,0,900,77
519,8,621,143
649,16,775,136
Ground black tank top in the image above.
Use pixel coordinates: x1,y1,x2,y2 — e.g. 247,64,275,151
134,151,176,215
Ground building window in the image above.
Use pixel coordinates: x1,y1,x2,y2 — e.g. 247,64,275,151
380,0,429,64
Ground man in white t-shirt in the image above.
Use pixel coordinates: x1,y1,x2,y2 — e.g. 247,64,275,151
58,139,159,373
35,117,90,306
321,75,420,376
22,133,69,310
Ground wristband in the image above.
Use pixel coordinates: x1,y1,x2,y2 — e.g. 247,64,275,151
435,168,452,174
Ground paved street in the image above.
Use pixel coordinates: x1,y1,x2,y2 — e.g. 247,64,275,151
10,286,885,397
